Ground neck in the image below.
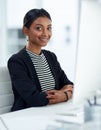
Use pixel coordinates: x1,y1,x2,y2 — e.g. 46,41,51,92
26,45,41,55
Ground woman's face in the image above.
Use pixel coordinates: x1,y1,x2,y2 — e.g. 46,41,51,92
24,17,52,48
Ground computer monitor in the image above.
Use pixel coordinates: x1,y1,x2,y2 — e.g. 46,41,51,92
73,0,101,105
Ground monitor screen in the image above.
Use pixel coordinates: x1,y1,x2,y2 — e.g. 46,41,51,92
73,0,101,105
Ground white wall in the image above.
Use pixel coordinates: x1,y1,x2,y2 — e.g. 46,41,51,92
7,0,38,28
0,0,7,66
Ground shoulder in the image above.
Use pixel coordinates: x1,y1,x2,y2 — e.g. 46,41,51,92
42,49,57,60
8,47,28,63
9,47,27,59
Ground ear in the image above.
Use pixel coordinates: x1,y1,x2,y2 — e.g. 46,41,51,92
22,26,29,36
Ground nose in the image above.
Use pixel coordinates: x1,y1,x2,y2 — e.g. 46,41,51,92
42,29,49,36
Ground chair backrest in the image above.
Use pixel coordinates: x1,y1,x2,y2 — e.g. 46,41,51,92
0,67,14,115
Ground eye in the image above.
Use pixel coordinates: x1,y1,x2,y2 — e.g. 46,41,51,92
48,26,52,31
36,26,42,31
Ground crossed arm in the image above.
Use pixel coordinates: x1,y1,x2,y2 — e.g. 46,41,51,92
45,84,74,104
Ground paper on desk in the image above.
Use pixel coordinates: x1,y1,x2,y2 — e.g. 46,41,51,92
54,108,84,125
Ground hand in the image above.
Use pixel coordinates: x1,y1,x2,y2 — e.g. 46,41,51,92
46,90,67,104
60,84,73,93
60,84,74,99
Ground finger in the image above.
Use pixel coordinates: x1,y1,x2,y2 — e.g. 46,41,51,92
46,90,57,94
46,94,56,99
67,87,73,91
48,99,57,104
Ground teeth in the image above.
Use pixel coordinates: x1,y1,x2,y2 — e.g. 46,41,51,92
40,38,48,42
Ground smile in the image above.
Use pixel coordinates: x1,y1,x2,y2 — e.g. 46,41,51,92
40,38,49,42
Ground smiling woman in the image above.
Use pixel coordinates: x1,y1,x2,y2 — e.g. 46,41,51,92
7,8,74,112
22,9,52,53
23,16,52,52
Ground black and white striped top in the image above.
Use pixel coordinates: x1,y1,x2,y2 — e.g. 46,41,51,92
26,49,55,92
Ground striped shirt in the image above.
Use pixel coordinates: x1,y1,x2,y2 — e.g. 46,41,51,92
26,49,55,92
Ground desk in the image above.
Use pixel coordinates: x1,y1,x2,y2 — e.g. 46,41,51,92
0,118,7,130
0,100,84,130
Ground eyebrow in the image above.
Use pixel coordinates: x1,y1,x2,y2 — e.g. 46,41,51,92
36,24,52,26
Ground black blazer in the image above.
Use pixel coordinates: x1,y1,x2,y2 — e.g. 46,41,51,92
8,47,73,111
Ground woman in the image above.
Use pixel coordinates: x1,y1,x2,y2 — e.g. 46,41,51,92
8,8,74,111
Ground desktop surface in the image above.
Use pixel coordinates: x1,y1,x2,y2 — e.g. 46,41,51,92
0,100,84,130
0,118,7,130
